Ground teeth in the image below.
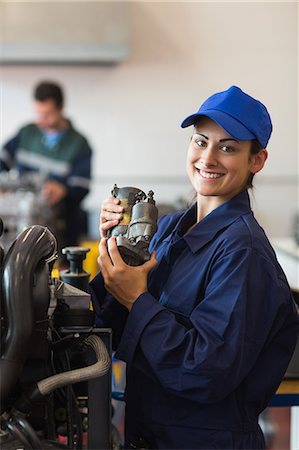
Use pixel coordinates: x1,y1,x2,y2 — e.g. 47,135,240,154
199,170,223,179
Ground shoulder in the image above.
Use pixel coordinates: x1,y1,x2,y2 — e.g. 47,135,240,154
19,123,39,135
10,124,40,146
217,212,283,276
66,120,91,149
223,212,272,251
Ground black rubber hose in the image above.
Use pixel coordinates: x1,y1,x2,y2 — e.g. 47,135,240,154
0,225,57,411
3,419,33,449
13,416,43,450
46,394,57,441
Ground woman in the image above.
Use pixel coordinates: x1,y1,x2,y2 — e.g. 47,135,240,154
90,86,299,449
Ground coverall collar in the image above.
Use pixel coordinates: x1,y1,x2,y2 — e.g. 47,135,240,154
175,190,252,254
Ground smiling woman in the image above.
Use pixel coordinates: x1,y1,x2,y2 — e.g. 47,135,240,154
186,117,268,220
90,86,299,450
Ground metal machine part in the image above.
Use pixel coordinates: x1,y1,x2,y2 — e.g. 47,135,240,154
108,184,158,266
53,278,94,328
16,335,110,409
0,225,57,410
60,246,90,293
0,219,112,450
0,218,4,266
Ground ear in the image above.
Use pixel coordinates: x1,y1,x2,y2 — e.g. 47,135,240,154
250,149,268,174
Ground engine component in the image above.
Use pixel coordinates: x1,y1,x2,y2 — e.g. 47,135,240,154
0,218,113,450
108,184,158,266
15,334,110,414
0,225,57,412
0,218,4,266
52,279,94,328
34,335,109,399
60,246,90,293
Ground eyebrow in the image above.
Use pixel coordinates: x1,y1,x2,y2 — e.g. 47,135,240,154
194,132,240,143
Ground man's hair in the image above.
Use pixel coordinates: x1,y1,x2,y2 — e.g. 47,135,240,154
34,81,64,108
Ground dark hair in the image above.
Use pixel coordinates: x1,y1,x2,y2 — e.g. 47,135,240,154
34,81,64,108
247,139,264,189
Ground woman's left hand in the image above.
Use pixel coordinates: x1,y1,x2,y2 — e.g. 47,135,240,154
98,237,158,311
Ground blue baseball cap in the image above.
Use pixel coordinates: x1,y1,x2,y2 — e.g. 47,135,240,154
181,86,272,148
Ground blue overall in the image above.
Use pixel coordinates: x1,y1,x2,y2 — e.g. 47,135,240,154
90,190,299,449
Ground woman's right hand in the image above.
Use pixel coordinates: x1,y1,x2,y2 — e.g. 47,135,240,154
100,196,124,238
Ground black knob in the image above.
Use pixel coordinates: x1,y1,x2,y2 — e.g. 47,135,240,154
60,247,91,292
62,246,90,274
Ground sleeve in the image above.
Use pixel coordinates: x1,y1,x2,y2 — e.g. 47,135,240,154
115,247,298,404
64,139,92,203
0,133,20,171
89,272,129,349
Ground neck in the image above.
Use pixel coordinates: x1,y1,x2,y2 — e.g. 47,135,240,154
42,117,67,133
54,117,68,131
196,195,228,222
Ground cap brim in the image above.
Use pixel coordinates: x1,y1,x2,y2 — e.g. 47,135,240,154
181,110,256,141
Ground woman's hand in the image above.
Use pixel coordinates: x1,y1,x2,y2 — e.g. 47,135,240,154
100,196,124,238
98,236,158,311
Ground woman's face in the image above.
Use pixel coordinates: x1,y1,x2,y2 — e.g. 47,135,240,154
186,117,266,205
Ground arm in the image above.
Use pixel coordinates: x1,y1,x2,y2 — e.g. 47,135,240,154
114,247,298,404
91,200,174,347
65,141,92,203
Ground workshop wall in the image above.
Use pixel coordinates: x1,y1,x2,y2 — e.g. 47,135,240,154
1,1,298,238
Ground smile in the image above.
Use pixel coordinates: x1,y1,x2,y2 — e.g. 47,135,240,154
197,169,225,179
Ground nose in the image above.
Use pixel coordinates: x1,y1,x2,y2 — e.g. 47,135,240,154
200,146,218,168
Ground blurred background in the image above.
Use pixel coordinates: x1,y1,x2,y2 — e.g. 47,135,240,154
0,1,298,238
0,1,298,448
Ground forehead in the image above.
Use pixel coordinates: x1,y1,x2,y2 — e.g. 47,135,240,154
193,116,233,139
192,116,253,152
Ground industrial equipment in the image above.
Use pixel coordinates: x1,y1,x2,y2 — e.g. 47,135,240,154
0,218,112,450
0,170,65,252
108,184,158,266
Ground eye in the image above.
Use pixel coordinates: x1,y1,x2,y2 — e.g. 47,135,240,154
192,137,207,148
220,145,235,153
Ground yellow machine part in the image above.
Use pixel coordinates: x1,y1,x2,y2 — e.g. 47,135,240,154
81,239,99,281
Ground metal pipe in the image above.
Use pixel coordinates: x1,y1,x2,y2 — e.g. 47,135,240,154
13,416,43,450
2,420,33,449
36,335,110,396
0,225,57,411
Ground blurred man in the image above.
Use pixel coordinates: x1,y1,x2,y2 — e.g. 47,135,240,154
0,81,92,261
